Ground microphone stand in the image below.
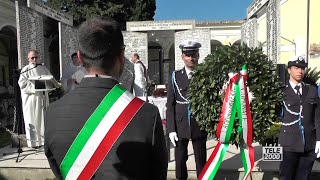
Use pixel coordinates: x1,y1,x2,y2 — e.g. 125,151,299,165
19,64,42,74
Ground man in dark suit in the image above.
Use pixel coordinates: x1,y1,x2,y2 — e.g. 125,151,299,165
44,17,167,180
279,55,320,180
166,40,207,180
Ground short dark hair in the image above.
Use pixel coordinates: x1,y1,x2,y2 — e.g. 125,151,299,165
78,17,124,72
71,52,77,59
133,53,139,60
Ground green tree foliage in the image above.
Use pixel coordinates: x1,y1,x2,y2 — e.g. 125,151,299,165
303,67,320,86
48,0,156,28
189,44,284,146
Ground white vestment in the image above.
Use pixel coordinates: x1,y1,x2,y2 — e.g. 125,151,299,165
18,63,52,147
133,61,147,97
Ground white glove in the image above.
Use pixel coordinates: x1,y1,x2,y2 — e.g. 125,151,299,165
169,132,178,147
315,141,320,158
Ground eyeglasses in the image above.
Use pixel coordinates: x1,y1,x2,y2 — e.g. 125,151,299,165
31,57,38,59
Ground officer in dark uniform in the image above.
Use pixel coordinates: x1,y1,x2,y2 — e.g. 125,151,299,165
166,40,207,180
279,55,320,180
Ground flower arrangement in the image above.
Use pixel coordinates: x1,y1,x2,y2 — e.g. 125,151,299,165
189,44,283,146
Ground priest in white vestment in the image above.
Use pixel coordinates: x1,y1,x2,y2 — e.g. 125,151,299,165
18,50,53,148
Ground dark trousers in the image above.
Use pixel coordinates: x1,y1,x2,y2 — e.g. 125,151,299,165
175,138,207,180
279,150,316,180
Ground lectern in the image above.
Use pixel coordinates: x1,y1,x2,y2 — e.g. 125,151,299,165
3,75,60,162
28,75,60,110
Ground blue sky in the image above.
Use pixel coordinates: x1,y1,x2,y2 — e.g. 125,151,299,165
155,0,253,21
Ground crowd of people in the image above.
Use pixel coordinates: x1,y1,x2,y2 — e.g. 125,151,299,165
16,16,320,180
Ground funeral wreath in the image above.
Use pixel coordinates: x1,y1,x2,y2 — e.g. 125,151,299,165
189,44,283,146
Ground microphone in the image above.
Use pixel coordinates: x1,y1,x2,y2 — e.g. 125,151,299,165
19,63,45,74
35,63,44,67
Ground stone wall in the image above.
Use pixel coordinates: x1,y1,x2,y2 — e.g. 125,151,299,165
267,0,280,63
59,22,78,80
241,18,258,48
15,1,44,69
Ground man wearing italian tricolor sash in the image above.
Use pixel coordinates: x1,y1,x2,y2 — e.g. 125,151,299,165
199,65,254,180
44,17,168,180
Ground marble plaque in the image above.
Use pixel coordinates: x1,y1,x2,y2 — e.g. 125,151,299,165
127,20,195,31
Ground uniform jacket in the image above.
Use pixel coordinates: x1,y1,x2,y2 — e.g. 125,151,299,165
45,77,168,180
166,68,207,139
279,82,320,152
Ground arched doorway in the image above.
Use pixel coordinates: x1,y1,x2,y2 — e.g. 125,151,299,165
0,26,17,127
48,36,60,80
0,39,8,88
148,41,163,84
166,44,175,85
44,17,60,80
232,39,241,47
0,26,17,88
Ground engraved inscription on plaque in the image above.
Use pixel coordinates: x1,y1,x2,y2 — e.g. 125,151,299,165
127,20,195,31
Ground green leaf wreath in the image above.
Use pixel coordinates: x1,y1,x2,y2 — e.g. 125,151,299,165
189,44,283,146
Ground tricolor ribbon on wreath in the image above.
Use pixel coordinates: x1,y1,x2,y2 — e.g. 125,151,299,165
199,65,254,180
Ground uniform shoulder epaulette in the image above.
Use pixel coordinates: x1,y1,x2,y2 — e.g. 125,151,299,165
280,85,287,89
173,69,183,74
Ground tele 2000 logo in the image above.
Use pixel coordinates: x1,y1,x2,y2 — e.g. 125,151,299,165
262,146,283,161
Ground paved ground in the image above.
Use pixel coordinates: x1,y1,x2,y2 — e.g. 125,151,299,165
0,139,320,180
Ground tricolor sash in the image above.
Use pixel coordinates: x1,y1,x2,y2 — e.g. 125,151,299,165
60,84,144,180
199,65,254,180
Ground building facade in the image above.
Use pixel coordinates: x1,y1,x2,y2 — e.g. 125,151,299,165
0,1,244,128
0,3,244,92
244,0,320,71
125,20,243,85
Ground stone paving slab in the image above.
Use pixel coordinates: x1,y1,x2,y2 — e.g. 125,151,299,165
1,139,320,180
0,146,50,168
167,139,320,179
